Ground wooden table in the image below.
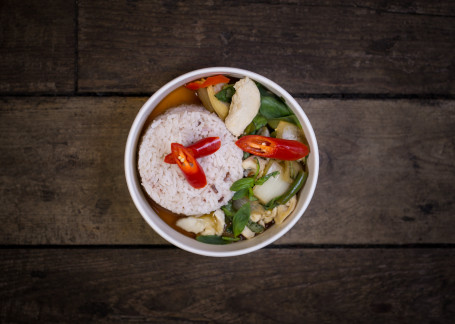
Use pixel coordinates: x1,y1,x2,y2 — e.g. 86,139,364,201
1,1,454,322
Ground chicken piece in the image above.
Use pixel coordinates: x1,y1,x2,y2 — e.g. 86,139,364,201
225,77,260,136
176,209,225,236
241,226,256,239
274,196,297,225
242,156,268,178
249,201,277,226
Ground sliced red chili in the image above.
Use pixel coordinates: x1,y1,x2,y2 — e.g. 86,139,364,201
171,143,207,189
164,137,221,164
185,75,230,90
236,135,309,161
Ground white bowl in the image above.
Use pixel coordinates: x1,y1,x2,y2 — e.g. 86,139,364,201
125,67,319,257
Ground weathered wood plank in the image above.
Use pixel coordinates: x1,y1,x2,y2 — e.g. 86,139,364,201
0,98,454,244
0,0,75,94
295,99,455,244
78,0,455,94
0,248,454,323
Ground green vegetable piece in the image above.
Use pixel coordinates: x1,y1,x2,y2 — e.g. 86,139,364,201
255,171,279,185
253,157,260,178
244,121,256,135
248,187,258,201
243,151,251,159
221,201,235,220
276,171,308,205
264,171,307,210
255,82,272,97
244,114,268,135
196,235,229,245
232,188,249,200
260,96,292,119
247,220,265,233
233,203,251,237
230,178,255,191
264,197,279,210
222,236,240,242
268,115,302,129
252,114,268,130
215,85,235,103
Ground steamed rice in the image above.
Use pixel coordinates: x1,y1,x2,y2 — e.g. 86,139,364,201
138,104,243,215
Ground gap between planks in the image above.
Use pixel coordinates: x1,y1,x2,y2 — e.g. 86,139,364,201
0,244,454,250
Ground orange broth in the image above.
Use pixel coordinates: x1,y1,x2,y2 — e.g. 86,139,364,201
140,86,201,238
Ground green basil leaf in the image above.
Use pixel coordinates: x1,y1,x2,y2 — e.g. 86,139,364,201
222,236,240,242
215,85,235,103
255,171,279,185
232,188,248,200
248,187,258,201
260,96,292,119
233,203,251,237
255,82,272,97
267,115,302,129
196,235,229,245
264,197,279,210
253,157,260,178
221,202,235,220
247,220,265,233
244,121,256,135
252,114,268,130
230,177,255,191
243,151,251,160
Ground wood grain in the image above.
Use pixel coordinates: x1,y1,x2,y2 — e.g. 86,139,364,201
0,248,454,323
78,0,455,94
0,97,454,244
0,0,75,94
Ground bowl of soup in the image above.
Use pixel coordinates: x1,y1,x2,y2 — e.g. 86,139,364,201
125,67,319,257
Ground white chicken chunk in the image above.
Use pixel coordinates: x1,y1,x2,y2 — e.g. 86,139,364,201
176,209,225,236
274,196,297,225
225,77,260,136
241,226,256,240
242,156,268,178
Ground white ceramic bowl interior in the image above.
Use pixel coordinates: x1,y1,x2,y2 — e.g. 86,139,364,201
125,67,319,257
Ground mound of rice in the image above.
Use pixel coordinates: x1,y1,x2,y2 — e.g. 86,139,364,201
138,104,244,215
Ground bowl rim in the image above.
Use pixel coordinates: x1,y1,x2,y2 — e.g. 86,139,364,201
125,67,319,257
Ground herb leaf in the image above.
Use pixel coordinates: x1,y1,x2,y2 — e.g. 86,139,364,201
222,236,240,242
232,188,248,200
215,85,235,103
233,203,251,237
196,235,229,245
253,157,260,178
221,202,235,221
255,171,279,185
230,178,255,191
247,220,265,233
260,96,292,119
244,121,256,135
267,115,302,129
248,187,258,201
264,197,279,210
252,114,268,129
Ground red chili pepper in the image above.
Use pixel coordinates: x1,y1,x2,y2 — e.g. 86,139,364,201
236,135,309,161
164,137,221,164
185,75,230,90
171,143,207,189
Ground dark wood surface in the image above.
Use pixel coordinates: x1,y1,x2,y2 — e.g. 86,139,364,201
1,98,454,245
1,248,454,323
78,0,455,94
1,0,454,322
0,0,75,94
